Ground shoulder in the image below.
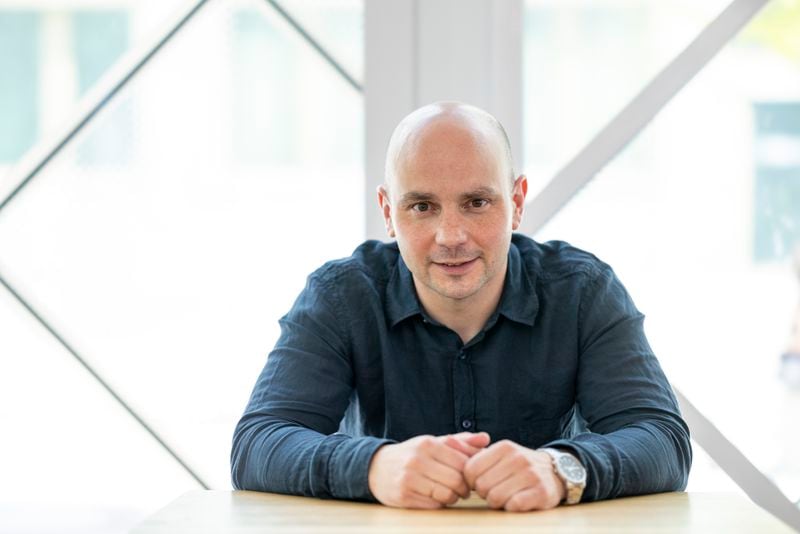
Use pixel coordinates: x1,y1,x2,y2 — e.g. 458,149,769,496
309,239,400,290
511,233,612,284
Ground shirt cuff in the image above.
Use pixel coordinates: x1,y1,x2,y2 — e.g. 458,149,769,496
328,436,396,501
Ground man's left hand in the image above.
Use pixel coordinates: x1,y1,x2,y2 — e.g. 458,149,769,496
463,440,565,512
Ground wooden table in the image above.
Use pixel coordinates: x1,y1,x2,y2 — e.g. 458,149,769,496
131,490,794,533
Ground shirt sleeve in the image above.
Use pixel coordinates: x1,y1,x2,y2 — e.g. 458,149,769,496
543,266,692,501
230,270,392,500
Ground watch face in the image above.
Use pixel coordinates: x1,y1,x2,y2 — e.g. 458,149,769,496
557,456,586,483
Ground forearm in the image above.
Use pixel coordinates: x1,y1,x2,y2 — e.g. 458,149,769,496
546,415,692,501
231,414,392,500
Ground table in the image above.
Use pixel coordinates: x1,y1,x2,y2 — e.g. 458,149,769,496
131,490,794,533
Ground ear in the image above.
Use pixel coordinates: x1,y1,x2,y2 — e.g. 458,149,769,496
377,185,396,238
511,175,528,231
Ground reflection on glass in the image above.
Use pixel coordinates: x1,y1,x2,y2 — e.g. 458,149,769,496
528,0,800,501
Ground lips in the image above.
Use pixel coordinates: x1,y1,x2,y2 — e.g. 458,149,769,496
433,257,478,275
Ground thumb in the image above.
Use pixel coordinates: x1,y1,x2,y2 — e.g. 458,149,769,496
461,431,490,448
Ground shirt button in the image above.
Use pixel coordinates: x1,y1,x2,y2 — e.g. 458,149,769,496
461,419,473,429
458,351,466,360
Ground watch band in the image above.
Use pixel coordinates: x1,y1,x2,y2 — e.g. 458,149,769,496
539,448,586,505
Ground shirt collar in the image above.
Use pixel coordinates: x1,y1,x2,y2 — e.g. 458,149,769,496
495,241,538,326
385,240,539,328
386,254,422,327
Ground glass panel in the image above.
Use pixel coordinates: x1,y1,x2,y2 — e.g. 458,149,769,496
277,0,363,83
0,12,39,162
0,0,364,525
73,10,134,166
0,288,196,534
753,102,800,262
0,0,195,189
529,0,800,498
523,0,730,196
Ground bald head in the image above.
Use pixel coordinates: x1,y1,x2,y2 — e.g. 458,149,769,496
384,102,515,198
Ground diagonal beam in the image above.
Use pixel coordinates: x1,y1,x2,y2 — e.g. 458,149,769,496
0,270,209,489
0,0,213,216
675,389,800,530
519,0,771,235
518,0,800,526
0,0,215,488
262,0,362,93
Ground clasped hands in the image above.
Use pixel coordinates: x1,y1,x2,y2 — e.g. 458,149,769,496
367,432,565,512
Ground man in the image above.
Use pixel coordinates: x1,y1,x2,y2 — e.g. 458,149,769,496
231,102,691,512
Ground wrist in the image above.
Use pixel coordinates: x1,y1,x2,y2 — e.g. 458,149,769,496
538,447,586,505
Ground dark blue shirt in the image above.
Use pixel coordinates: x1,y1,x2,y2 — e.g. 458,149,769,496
231,234,691,502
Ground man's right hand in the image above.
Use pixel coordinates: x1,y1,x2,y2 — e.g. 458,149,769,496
367,432,490,509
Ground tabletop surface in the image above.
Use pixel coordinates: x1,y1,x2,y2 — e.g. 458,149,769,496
131,490,794,533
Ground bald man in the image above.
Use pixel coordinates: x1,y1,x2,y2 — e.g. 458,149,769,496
231,102,691,511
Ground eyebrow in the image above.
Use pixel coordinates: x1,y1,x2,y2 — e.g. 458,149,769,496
460,187,500,200
399,191,436,204
398,187,500,204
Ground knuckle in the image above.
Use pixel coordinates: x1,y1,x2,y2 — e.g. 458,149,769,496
442,488,458,504
398,486,413,501
399,471,414,487
446,471,463,488
406,455,422,471
419,436,436,449
507,494,527,512
497,440,515,453
486,490,503,509
524,466,539,482
511,452,527,468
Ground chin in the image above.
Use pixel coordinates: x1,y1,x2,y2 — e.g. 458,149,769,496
434,282,482,301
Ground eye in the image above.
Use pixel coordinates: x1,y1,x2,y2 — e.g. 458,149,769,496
412,202,431,213
468,198,490,209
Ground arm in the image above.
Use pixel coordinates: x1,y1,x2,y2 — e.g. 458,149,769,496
544,266,692,501
230,272,391,500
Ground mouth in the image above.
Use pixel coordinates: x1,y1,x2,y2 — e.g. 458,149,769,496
432,257,479,274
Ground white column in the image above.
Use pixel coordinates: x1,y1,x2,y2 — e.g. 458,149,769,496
364,0,523,241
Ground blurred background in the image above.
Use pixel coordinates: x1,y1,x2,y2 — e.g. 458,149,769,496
0,0,798,532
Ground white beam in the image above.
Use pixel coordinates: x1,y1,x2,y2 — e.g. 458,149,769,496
520,0,772,235
364,0,523,241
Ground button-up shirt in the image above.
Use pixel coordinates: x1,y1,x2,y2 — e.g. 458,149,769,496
231,234,691,502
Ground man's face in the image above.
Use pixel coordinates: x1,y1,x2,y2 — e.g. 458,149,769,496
379,119,526,305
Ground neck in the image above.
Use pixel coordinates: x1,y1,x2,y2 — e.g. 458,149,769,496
415,271,506,344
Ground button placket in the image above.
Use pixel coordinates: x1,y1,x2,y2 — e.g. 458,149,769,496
452,347,475,433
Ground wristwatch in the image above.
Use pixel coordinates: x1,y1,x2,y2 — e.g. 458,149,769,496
539,448,587,505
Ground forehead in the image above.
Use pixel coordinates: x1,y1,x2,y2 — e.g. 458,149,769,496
393,119,508,197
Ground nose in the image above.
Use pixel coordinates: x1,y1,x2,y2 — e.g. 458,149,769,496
435,209,468,249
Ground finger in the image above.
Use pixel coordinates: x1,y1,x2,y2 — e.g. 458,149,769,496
400,471,449,508
428,439,470,473
504,487,548,513
407,474,460,505
474,453,530,500
463,441,511,489
484,472,532,510
405,493,444,510
430,483,461,506
418,456,470,498
443,435,481,457
459,432,491,448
